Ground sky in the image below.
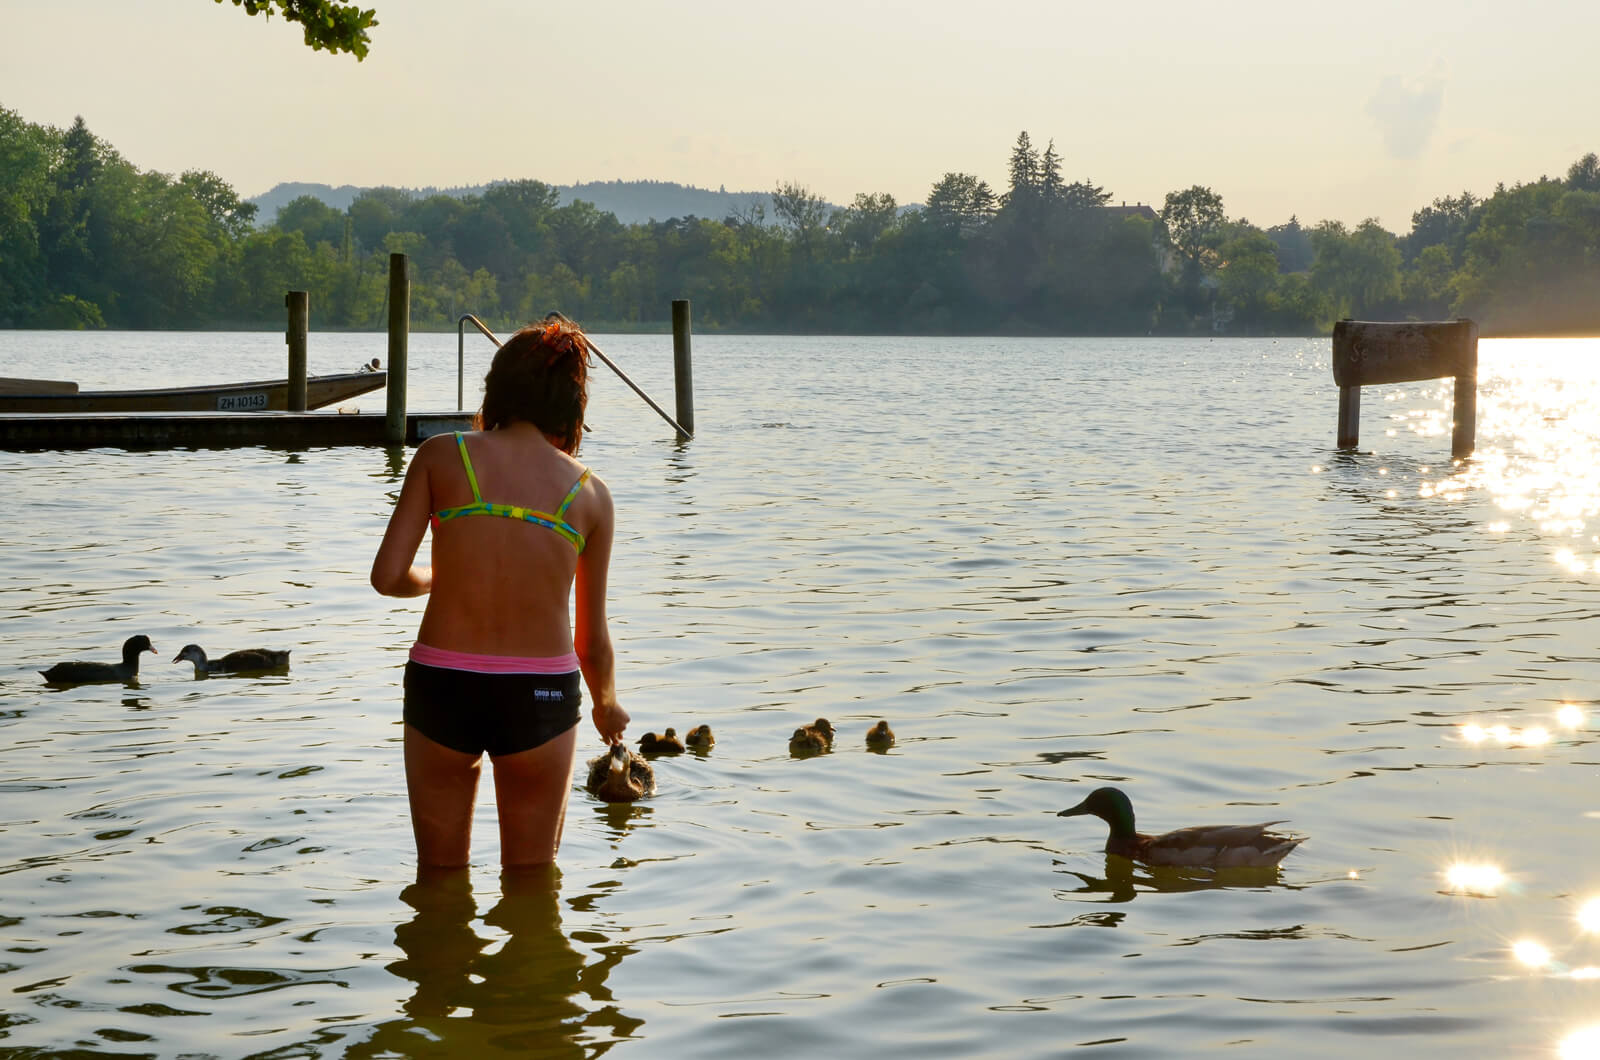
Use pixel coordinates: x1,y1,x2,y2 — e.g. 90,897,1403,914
3,0,1597,232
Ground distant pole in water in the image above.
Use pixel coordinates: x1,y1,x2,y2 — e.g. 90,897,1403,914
1331,319,1478,459
385,253,410,446
672,298,695,438
285,291,308,413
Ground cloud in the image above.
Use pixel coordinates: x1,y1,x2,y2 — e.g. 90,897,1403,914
1366,75,1445,160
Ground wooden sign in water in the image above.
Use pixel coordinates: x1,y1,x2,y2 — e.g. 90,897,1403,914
1332,318,1479,458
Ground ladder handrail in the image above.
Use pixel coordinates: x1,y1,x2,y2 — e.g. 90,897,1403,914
456,313,692,441
456,314,499,411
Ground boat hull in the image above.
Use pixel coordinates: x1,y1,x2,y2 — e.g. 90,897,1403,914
0,372,386,413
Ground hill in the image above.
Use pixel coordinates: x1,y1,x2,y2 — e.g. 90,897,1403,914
246,178,810,227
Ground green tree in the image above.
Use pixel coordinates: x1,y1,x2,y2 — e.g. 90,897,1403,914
1266,216,1313,273
833,192,898,256
274,194,346,247
1160,185,1226,276
1402,191,1478,264
1452,179,1600,332
179,170,258,240
217,0,378,59
1217,229,1279,328
1161,185,1226,317
923,173,995,234
1002,131,1040,209
1309,219,1402,318
771,182,827,264
0,106,54,324
1060,179,1111,211
1401,243,1456,318
1567,152,1600,193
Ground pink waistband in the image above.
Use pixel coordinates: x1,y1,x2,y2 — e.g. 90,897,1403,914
409,642,580,675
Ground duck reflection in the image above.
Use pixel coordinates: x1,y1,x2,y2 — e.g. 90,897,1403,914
1056,855,1293,904
360,866,640,1057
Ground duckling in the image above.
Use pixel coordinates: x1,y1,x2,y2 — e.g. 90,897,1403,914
1058,786,1305,869
808,718,835,746
40,635,157,685
584,743,655,803
789,725,829,754
172,644,291,677
684,724,715,750
638,728,686,755
865,720,896,749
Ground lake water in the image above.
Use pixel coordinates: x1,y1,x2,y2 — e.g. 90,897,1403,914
2,329,1598,1058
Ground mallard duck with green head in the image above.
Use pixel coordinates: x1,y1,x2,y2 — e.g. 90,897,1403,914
1058,787,1305,869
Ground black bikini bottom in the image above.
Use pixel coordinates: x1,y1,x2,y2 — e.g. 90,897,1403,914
403,661,582,757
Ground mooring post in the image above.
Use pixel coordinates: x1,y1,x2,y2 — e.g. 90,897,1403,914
285,291,308,413
671,298,695,438
385,253,410,446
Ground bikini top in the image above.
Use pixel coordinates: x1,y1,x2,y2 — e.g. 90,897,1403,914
432,432,591,553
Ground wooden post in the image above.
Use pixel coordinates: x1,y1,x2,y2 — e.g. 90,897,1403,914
1337,385,1360,449
671,298,695,437
285,291,308,412
385,253,409,446
1331,319,1478,457
1451,359,1477,460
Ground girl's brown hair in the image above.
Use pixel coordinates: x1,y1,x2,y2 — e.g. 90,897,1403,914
477,317,591,453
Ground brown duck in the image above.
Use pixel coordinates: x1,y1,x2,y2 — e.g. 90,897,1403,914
584,743,655,803
638,728,685,754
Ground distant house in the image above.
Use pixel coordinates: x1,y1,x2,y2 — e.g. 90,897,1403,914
1098,202,1160,223
1097,202,1172,271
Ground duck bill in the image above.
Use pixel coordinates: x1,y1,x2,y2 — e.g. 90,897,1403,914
1057,803,1091,818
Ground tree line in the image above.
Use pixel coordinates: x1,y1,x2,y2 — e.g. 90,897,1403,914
3,108,1599,336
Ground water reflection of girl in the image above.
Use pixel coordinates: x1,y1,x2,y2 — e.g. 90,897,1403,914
371,318,630,871
365,868,641,1055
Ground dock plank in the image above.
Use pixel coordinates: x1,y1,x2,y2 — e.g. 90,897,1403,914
0,410,474,450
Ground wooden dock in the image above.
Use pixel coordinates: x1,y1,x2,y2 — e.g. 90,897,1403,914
0,409,474,450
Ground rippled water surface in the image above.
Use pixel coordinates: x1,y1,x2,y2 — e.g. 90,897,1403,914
3,331,1599,1058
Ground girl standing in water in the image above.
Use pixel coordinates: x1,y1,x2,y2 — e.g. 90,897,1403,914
372,318,629,869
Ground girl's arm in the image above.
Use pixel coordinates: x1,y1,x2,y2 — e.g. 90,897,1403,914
575,475,628,743
370,439,438,598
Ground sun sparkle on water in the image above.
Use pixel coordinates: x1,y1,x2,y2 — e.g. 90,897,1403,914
1557,704,1586,729
1561,1025,1600,1060
1445,863,1505,895
1450,341,1600,579
1579,898,1600,934
1512,939,1551,968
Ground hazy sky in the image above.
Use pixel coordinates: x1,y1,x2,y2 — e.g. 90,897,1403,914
4,0,1596,231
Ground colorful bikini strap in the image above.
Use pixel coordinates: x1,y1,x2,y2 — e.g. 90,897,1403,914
454,432,484,503
557,469,591,517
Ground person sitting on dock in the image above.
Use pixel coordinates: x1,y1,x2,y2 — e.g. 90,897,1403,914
370,317,628,873
360,357,381,373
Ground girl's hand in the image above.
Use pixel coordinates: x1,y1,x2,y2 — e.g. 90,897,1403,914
592,701,630,745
